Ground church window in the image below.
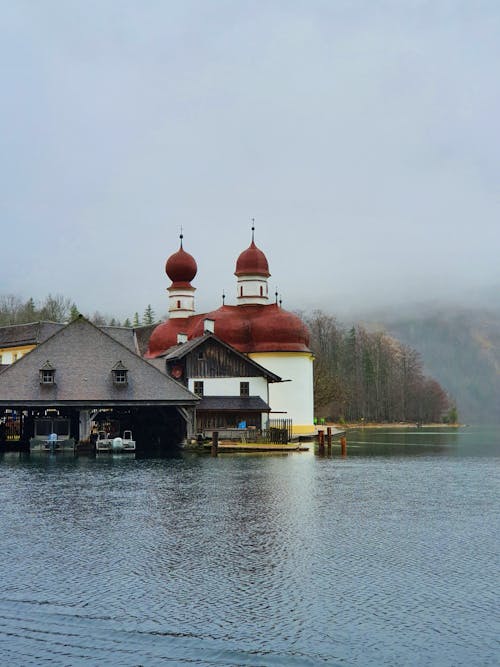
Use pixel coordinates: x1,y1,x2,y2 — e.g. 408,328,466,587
260,286,263,296
240,382,249,397
240,286,243,297
177,300,181,308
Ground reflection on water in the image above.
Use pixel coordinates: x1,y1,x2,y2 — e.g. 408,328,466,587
0,427,498,666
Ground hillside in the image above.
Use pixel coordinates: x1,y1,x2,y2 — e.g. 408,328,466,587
366,307,500,424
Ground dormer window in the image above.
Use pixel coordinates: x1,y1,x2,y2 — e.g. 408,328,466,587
39,361,56,385
112,360,128,386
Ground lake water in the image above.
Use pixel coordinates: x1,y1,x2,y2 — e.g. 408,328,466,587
0,427,498,666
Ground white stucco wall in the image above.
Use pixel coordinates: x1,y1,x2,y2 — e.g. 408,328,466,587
188,376,269,402
167,287,195,318
249,352,315,434
236,274,269,305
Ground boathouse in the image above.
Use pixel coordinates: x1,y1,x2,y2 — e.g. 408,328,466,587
0,316,198,450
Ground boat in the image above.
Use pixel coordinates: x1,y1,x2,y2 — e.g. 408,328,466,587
29,417,75,452
96,429,135,453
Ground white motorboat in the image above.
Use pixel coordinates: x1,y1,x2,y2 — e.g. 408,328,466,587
30,417,75,452
96,429,135,453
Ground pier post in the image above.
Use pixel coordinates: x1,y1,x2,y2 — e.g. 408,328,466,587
327,427,332,455
340,436,347,457
211,431,219,457
318,429,325,455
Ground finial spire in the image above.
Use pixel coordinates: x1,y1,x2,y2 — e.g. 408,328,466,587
275,288,278,304
251,218,255,242
222,290,226,305
279,295,282,308
179,226,183,247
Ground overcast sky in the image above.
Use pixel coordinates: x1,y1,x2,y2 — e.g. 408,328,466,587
1,1,499,321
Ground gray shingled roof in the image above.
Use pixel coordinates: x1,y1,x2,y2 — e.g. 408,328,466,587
0,321,64,348
0,317,198,407
196,396,271,412
163,332,282,382
134,324,157,356
101,326,137,353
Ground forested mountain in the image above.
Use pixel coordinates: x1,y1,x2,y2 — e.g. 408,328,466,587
374,307,500,424
305,312,451,424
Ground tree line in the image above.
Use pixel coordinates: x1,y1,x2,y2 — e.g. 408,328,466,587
0,294,456,423
0,294,159,328
305,311,456,424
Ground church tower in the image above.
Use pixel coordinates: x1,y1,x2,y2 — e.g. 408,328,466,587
165,234,197,318
234,226,270,305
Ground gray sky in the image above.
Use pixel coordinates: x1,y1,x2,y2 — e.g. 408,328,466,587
1,1,499,321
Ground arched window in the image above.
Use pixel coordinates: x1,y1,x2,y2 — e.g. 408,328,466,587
240,286,243,297
260,286,263,296
177,300,181,308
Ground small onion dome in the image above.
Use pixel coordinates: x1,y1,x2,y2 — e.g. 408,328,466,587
165,244,197,286
235,240,270,278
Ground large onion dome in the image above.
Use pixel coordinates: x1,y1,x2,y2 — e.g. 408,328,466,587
190,304,310,353
145,315,202,357
146,304,311,357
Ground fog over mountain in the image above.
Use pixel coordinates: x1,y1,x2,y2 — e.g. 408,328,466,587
331,290,500,425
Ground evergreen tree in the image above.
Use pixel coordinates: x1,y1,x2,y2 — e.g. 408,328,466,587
133,312,140,327
69,304,80,320
124,318,132,328
23,297,37,322
143,304,155,325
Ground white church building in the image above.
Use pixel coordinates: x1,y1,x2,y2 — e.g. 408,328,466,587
145,230,315,436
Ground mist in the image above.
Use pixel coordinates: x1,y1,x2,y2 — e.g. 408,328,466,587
1,2,499,322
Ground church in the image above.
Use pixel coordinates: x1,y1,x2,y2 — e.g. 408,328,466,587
145,229,315,436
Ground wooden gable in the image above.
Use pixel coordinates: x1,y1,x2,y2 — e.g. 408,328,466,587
166,334,281,381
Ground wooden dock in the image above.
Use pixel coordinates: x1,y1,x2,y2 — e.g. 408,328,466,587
204,440,310,453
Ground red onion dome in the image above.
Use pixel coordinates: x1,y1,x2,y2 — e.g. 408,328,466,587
249,305,310,352
191,306,253,349
145,314,203,357
190,304,310,353
235,241,270,277
165,243,197,284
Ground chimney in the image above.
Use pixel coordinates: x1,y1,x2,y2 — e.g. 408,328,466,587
204,318,215,333
177,332,188,344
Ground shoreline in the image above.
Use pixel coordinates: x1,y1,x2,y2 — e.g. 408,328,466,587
315,422,463,432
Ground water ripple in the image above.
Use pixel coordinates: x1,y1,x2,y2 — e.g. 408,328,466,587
0,430,498,666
